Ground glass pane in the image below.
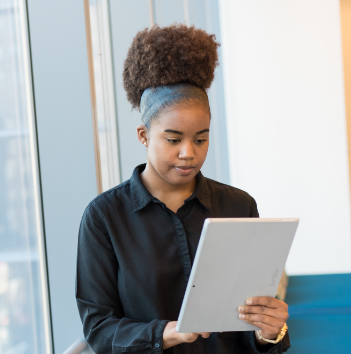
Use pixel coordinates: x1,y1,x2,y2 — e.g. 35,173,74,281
88,0,121,192
0,1,52,353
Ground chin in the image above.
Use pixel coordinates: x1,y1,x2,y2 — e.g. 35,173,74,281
168,170,197,185
172,177,194,185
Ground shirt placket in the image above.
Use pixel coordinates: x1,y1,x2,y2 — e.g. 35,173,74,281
173,205,206,354
169,212,192,284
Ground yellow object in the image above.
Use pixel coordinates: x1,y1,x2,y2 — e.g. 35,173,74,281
256,323,288,344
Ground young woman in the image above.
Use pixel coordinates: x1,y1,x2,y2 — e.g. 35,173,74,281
76,25,290,354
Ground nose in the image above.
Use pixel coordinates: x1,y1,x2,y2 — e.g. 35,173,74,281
178,141,195,160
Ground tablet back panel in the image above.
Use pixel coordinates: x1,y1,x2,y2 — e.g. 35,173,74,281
176,218,298,333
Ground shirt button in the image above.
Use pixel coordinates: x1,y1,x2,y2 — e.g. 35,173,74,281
155,343,160,348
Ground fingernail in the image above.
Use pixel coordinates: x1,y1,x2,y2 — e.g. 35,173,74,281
238,306,244,313
239,314,245,319
246,298,252,305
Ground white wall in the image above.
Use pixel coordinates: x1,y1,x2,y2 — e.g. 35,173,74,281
219,0,351,275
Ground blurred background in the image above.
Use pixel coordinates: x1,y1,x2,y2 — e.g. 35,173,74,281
0,0,350,353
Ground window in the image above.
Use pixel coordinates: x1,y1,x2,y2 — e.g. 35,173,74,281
0,1,52,353
86,0,121,193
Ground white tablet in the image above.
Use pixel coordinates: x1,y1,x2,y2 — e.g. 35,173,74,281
176,218,298,333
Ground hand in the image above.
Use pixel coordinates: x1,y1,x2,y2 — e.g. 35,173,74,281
238,296,288,345
163,321,211,350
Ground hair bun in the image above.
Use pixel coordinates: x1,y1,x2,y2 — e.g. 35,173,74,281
123,24,220,110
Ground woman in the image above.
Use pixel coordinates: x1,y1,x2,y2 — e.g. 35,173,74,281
76,24,290,354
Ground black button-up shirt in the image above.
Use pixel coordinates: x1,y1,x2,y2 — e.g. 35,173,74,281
76,164,290,354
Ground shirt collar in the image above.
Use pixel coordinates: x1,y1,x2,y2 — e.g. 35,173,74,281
130,164,212,213
187,170,212,211
130,164,154,212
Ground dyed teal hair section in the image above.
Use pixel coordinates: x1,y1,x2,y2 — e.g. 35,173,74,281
140,83,210,128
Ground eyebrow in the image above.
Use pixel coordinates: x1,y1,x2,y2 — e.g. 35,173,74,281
164,129,210,135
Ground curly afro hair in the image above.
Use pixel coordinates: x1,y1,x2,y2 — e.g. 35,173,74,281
123,24,220,110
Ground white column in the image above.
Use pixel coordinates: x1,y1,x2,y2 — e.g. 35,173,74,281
219,0,351,275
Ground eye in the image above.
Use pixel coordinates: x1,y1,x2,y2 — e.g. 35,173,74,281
195,139,207,144
167,139,181,143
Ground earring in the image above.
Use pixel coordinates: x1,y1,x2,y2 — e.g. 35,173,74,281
143,142,147,146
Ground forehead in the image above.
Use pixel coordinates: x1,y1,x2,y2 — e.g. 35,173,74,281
152,103,211,132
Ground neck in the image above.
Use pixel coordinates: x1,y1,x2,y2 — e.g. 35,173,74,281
140,163,196,212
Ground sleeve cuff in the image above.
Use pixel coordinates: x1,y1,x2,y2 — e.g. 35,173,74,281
245,330,291,354
154,320,170,352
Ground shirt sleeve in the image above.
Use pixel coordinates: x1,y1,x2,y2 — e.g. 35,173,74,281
76,204,169,354
250,197,260,218
235,331,290,354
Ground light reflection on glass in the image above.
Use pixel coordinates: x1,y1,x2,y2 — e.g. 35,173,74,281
88,0,121,192
0,1,52,353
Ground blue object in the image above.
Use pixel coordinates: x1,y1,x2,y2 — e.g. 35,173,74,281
285,273,351,353
140,83,209,128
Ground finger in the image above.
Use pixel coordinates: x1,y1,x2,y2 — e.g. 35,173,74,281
250,321,280,337
238,305,289,322
246,296,288,310
199,332,211,339
239,313,284,329
182,332,199,343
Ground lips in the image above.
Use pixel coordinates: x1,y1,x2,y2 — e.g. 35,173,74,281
174,166,195,176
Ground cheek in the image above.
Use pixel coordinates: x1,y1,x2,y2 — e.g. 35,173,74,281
196,142,209,161
148,140,177,165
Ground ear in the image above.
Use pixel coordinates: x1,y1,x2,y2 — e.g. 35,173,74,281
137,125,148,146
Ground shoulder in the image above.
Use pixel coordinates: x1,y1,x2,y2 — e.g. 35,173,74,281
206,178,254,203
85,179,131,218
205,177,258,216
